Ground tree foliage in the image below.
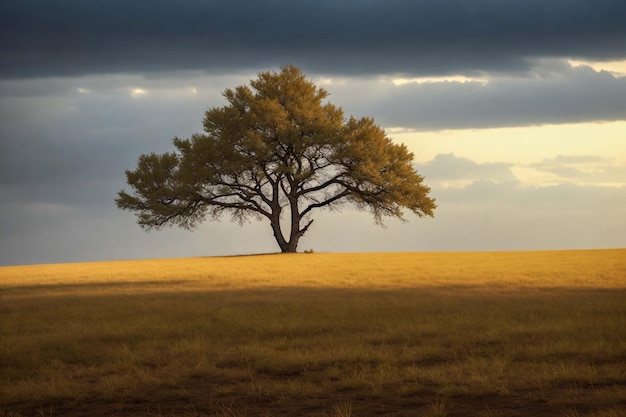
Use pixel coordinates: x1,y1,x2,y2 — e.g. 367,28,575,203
116,65,436,253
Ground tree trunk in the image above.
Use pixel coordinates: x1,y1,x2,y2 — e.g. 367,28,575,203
273,231,299,253
270,213,289,253
269,208,301,253
286,201,302,253
270,218,300,253
284,234,300,253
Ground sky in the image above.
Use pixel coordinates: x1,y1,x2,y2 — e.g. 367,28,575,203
1,0,626,265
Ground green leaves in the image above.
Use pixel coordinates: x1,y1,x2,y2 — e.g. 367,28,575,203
336,117,436,223
117,65,435,251
116,152,208,229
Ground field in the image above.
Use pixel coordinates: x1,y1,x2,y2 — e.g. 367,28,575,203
1,250,625,417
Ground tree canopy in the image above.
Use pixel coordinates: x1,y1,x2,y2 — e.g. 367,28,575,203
116,65,436,253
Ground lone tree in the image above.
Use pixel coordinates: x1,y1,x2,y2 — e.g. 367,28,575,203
116,65,436,253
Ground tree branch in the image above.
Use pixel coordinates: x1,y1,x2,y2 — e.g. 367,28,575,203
300,188,351,217
299,218,314,236
297,171,346,197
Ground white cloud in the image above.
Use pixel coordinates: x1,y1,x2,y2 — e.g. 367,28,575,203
418,153,517,188
393,120,626,191
415,151,626,190
392,75,489,86
526,155,626,187
568,59,626,77
131,87,147,97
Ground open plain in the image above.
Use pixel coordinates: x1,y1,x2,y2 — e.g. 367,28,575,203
1,250,625,416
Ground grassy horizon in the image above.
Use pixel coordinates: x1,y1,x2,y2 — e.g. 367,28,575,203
2,248,625,290
1,250,625,416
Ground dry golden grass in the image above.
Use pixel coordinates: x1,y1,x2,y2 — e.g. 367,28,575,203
1,250,625,417
2,249,624,291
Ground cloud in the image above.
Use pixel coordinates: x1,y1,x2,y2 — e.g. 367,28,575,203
1,0,625,79
416,152,626,191
526,155,626,186
0,74,227,210
409,153,626,249
130,88,147,97
415,166,626,251
2,148,625,265
306,153,626,252
418,153,517,186
1,55,625,265
331,61,626,130
0,198,277,265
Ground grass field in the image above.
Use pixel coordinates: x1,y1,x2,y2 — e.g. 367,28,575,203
1,250,625,416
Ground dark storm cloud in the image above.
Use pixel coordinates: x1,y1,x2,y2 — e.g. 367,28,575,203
1,0,625,79
330,62,626,130
0,77,214,208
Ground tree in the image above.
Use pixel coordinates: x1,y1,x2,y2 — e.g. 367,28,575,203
116,65,436,253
